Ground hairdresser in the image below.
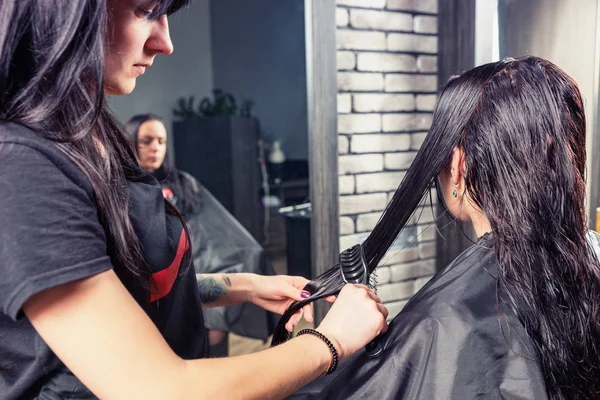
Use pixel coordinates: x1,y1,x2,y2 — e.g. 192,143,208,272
0,1,388,399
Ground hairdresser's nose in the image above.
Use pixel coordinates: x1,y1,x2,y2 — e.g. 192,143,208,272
146,15,174,55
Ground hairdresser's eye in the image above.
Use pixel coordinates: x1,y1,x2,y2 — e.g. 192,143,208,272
137,7,152,16
136,2,161,19
136,7,156,20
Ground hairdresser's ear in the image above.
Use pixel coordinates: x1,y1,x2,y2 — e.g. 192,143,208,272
449,146,466,185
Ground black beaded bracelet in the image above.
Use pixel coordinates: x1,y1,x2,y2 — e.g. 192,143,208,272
297,329,339,376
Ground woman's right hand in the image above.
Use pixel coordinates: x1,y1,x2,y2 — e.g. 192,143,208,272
315,284,388,361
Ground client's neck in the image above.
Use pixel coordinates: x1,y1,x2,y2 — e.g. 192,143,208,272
470,211,492,239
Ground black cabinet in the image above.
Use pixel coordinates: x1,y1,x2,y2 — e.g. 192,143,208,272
173,116,262,242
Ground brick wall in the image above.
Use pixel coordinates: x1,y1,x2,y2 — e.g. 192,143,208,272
336,0,438,319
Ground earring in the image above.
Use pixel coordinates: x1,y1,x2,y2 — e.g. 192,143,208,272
451,180,459,198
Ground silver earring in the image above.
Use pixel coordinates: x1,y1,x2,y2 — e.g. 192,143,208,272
451,180,459,198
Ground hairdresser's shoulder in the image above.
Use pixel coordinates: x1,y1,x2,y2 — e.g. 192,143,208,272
0,121,92,190
0,120,58,149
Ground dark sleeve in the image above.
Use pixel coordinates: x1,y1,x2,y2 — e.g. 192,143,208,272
0,143,112,320
289,315,548,400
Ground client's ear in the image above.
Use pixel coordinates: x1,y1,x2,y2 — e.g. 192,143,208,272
449,145,466,186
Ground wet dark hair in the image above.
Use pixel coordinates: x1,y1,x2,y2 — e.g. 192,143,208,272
0,0,190,289
273,56,600,399
126,113,201,216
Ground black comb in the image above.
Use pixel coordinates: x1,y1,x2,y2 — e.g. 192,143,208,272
339,244,383,358
339,244,369,285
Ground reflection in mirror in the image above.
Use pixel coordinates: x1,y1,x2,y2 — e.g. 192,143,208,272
110,0,312,357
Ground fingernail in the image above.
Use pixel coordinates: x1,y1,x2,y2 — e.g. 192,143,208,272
301,291,311,298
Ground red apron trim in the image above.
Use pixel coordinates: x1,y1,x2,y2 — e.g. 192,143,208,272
162,187,174,200
150,230,189,302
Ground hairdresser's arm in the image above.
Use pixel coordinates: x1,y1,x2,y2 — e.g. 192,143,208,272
24,270,387,400
196,272,265,307
197,273,317,330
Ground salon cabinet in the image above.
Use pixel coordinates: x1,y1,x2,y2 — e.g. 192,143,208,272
173,116,262,242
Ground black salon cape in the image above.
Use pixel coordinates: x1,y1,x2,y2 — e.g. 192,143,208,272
289,233,548,399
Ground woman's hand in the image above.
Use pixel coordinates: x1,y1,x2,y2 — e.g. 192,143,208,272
315,284,388,361
248,274,335,332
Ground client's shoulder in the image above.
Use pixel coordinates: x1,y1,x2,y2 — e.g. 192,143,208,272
406,240,498,311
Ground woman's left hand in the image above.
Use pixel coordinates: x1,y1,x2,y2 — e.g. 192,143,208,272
248,274,334,332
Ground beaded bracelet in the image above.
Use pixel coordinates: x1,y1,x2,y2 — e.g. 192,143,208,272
297,329,339,376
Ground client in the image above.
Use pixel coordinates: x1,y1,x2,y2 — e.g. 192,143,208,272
277,57,600,400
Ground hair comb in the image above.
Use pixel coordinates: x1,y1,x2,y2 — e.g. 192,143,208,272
339,244,383,358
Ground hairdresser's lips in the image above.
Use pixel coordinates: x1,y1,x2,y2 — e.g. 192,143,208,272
134,64,150,75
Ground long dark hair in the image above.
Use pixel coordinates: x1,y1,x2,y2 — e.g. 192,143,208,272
0,0,190,288
126,113,201,217
274,57,600,399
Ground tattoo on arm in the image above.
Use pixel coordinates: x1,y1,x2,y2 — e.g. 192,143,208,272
197,276,228,304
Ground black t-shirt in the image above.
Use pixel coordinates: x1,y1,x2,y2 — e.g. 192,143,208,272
0,122,207,399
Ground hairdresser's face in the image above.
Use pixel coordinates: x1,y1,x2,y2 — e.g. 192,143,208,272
137,120,168,172
104,0,174,95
